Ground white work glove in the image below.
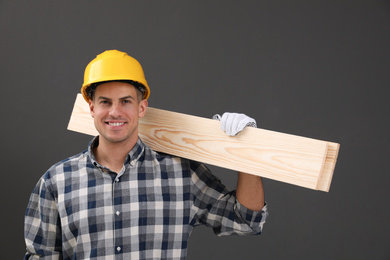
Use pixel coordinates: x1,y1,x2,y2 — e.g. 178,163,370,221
213,112,257,136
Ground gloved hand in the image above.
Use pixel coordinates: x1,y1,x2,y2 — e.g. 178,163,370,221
213,113,257,136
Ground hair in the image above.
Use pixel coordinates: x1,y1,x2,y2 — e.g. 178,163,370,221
86,80,146,102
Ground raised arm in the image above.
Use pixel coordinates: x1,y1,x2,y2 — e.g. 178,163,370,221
215,112,266,211
237,172,265,211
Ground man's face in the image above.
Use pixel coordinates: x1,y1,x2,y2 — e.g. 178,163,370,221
89,81,147,146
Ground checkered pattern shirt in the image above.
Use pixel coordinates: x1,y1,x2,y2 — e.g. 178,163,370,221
24,137,268,259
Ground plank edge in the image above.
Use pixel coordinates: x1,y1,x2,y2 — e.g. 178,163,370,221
316,142,340,192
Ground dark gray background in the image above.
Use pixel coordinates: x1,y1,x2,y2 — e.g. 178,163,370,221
1,1,389,259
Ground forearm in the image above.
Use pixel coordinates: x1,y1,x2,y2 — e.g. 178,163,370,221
236,172,265,212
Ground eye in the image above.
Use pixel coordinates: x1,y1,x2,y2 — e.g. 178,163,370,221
99,100,110,105
122,99,132,104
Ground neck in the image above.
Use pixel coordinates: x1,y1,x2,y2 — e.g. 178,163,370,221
94,135,138,173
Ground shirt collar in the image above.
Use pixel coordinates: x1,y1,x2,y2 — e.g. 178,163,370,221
87,136,145,169
127,137,145,164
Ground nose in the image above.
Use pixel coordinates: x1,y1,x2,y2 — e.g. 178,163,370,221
109,103,122,118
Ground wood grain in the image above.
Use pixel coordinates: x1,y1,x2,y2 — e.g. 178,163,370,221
68,94,339,192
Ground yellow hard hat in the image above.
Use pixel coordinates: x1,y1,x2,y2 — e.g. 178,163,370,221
81,50,150,102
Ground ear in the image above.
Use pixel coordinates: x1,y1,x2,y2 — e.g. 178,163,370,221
138,99,148,118
89,100,95,118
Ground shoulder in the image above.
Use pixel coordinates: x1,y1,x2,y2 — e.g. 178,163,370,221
141,141,184,163
43,149,90,181
30,149,90,198
141,142,202,174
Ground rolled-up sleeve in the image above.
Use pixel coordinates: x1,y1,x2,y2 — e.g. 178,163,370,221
190,161,268,236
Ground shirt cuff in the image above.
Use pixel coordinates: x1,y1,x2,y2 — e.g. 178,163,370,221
235,199,268,225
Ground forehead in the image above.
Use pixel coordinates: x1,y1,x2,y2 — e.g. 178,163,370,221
94,81,137,97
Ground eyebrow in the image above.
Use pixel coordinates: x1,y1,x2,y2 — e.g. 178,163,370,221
119,95,136,101
97,95,136,101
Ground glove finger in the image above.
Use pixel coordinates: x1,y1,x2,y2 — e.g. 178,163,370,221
237,117,251,133
222,113,236,136
221,113,229,133
224,113,241,136
230,114,244,136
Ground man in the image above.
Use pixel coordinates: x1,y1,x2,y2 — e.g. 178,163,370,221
24,50,268,259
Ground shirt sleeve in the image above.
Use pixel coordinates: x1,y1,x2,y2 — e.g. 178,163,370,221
189,161,268,236
24,175,62,259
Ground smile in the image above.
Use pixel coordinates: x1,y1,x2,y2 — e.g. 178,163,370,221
108,122,125,127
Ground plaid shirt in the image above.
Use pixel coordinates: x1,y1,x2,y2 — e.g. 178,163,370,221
24,137,268,259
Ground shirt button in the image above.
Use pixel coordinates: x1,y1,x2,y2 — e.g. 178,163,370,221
115,178,119,182
130,159,136,166
116,211,120,216
116,246,121,252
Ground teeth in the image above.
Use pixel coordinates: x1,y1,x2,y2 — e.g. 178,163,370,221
109,122,124,127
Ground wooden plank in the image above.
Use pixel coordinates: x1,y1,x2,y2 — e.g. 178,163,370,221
68,94,339,192
317,142,340,191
